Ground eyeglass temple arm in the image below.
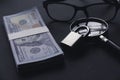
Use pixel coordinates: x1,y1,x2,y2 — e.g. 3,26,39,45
107,6,119,22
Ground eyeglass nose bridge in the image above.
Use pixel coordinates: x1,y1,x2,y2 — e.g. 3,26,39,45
75,6,87,10
75,6,89,18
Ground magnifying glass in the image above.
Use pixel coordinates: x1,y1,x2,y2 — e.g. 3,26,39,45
69,17,120,50
70,17,108,37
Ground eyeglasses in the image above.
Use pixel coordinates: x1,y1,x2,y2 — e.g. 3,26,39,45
43,0,120,22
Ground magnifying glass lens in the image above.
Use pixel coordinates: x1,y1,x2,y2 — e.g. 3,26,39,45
78,21,107,37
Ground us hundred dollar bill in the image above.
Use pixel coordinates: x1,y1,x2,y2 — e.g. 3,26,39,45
3,7,63,67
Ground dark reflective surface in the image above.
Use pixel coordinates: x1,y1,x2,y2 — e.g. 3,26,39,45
0,0,120,80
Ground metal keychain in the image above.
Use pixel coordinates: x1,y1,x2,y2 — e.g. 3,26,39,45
61,23,90,47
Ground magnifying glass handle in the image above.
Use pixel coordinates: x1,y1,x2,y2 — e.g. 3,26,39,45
99,35,120,51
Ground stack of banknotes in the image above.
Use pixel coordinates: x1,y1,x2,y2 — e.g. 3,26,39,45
3,7,64,70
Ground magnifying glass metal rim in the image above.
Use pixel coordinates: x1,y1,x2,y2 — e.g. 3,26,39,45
69,17,109,37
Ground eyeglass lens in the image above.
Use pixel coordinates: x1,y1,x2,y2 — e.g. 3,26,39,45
46,2,117,21
47,4,75,21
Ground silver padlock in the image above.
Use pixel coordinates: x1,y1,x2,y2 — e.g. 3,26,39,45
61,26,89,47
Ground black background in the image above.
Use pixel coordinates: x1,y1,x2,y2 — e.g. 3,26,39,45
0,0,120,80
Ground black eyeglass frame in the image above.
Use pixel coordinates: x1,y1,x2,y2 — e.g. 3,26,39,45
43,1,120,22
